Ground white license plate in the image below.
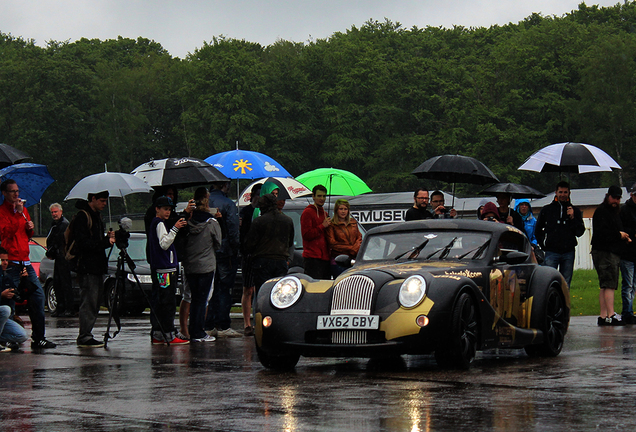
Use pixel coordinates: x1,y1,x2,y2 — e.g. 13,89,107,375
316,315,380,330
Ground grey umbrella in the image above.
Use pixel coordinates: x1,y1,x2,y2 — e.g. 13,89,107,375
479,183,546,199
0,143,31,168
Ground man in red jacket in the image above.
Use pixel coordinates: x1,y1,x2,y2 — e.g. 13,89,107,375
301,185,331,279
0,179,56,349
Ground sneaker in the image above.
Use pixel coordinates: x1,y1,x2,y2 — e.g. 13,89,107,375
152,338,166,345
176,332,190,341
77,338,105,348
216,328,242,338
610,313,626,326
205,329,218,337
0,343,11,353
244,326,254,336
31,339,56,349
168,337,190,345
598,316,608,326
6,342,20,351
622,314,636,324
192,334,216,342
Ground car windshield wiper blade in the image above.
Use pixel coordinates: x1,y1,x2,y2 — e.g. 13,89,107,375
394,238,430,260
457,239,491,260
424,237,457,260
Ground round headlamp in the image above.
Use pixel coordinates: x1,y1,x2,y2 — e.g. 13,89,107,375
270,276,303,309
398,275,427,308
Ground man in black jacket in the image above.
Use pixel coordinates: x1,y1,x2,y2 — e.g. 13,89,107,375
45,203,73,317
592,186,631,326
620,183,636,323
72,192,114,347
535,181,585,288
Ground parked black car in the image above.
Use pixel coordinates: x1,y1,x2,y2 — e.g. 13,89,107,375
39,232,162,316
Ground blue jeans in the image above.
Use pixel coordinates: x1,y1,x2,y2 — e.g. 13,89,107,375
543,250,575,288
6,264,46,341
620,260,635,316
186,272,214,339
205,254,238,331
0,305,28,344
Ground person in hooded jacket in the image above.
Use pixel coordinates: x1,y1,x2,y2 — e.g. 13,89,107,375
514,199,538,245
620,183,636,323
182,187,222,342
326,199,362,277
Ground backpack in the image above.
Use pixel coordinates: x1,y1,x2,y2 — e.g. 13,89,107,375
64,210,91,270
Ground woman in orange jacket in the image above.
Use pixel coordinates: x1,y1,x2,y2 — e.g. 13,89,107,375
325,199,362,277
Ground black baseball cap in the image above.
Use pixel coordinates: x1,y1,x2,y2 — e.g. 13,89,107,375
608,185,622,199
154,196,174,208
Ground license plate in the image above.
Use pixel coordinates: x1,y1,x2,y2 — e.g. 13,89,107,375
316,315,380,330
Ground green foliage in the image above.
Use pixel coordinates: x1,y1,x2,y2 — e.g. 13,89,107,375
3,2,636,219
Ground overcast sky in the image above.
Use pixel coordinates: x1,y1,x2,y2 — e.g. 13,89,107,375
0,1,622,58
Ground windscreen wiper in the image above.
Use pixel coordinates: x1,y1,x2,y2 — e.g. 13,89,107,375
394,238,430,260
457,239,491,260
424,237,457,260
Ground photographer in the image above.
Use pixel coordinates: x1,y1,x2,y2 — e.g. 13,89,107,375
71,191,115,348
536,181,585,288
0,247,28,351
430,190,457,219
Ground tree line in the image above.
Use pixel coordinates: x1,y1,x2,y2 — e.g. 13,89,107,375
1,1,636,210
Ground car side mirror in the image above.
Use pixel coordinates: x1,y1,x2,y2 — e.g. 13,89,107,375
334,254,353,269
499,250,529,265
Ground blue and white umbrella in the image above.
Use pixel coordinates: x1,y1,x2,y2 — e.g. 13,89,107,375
205,150,291,179
0,163,54,207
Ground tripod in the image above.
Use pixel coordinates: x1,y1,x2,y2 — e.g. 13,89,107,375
103,245,170,347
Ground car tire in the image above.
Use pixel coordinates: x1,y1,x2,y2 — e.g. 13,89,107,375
524,283,567,357
256,345,300,370
435,292,479,369
45,282,57,314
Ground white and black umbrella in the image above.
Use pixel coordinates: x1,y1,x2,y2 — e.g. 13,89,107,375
131,157,228,188
518,142,621,174
237,177,312,206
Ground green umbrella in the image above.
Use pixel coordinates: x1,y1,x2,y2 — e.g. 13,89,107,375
296,168,372,196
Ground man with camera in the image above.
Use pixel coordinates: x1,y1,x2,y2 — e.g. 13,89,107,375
46,203,74,317
536,181,585,288
0,179,56,349
70,191,115,348
430,190,457,219
0,246,29,351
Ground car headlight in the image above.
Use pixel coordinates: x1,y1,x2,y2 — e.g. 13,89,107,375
270,276,303,309
398,275,427,308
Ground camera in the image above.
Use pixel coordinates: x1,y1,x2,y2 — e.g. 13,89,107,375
114,217,132,250
487,216,496,222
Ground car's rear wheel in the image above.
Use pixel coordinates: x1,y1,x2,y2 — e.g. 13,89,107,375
45,282,57,314
435,292,479,369
525,284,567,357
256,345,300,370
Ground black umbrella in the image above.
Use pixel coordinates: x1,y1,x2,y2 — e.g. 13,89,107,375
0,143,31,169
412,155,499,207
479,183,546,199
131,157,228,188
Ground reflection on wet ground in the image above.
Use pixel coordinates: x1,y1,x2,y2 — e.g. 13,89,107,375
2,315,636,431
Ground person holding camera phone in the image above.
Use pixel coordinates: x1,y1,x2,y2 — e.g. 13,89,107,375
535,181,585,288
0,247,28,351
71,191,115,348
430,190,457,219
0,179,56,349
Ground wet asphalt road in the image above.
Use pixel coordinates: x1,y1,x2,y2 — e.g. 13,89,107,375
2,314,636,431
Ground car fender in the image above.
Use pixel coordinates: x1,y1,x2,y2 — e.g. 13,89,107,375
526,266,570,331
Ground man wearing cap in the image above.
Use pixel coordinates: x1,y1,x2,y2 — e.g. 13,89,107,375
72,191,115,347
535,181,585,288
619,183,636,323
147,196,189,344
592,186,632,326
0,179,56,349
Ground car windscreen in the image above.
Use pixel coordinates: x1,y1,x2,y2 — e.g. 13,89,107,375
108,237,147,262
360,230,492,262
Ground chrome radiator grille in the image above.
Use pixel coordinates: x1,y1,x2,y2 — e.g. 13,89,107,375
330,275,375,344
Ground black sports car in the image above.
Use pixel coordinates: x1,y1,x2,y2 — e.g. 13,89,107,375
254,219,570,369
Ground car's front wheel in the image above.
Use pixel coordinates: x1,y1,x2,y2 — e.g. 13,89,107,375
256,345,300,370
435,292,479,369
525,284,567,357
45,282,57,314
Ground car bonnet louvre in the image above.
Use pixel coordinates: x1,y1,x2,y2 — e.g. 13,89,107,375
332,330,367,344
330,275,375,315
